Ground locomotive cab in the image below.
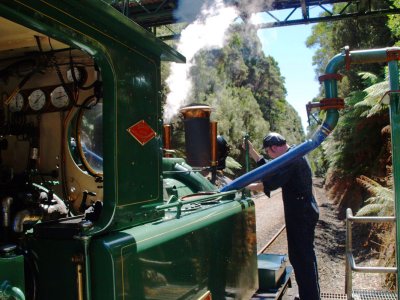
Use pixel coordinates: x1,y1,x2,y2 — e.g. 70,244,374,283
0,2,258,300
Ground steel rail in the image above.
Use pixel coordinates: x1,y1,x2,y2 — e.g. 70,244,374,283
257,224,286,255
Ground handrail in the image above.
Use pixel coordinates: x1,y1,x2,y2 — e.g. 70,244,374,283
345,208,397,299
346,252,396,273
156,190,238,218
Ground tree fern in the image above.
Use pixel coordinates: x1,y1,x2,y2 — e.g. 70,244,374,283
354,70,389,118
356,175,394,216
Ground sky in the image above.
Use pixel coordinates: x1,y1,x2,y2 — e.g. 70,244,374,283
258,25,320,131
252,9,323,132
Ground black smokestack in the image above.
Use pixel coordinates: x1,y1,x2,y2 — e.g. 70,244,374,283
180,105,212,167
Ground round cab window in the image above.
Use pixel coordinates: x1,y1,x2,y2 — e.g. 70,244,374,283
77,101,103,175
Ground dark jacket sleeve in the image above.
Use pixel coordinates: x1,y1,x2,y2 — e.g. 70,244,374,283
256,157,296,197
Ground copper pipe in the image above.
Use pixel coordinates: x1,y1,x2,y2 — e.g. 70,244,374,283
210,121,217,167
180,105,211,119
163,124,172,157
72,254,84,300
1,197,13,228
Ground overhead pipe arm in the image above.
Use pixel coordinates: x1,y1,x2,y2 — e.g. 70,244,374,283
220,46,400,192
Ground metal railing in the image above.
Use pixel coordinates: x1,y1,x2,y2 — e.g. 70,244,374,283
345,208,397,299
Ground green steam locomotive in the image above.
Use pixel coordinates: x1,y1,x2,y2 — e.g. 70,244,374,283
0,1,257,299
2,1,400,300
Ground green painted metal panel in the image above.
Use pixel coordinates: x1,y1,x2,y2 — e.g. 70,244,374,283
90,199,258,299
0,253,25,296
114,50,161,206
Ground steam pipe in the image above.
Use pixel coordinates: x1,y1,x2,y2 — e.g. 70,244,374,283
12,209,41,233
73,236,92,300
244,134,250,173
1,197,13,228
210,121,218,183
220,47,400,192
163,124,172,157
210,121,218,167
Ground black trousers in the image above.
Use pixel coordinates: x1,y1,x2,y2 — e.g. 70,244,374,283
285,197,320,300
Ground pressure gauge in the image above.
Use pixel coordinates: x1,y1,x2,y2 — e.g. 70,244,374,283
28,89,46,111
67,67,87,85
51,86,70,108
9,93,25,112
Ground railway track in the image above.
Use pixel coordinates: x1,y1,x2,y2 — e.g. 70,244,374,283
257,224,286,255
251,190,292,300
253,189,286,254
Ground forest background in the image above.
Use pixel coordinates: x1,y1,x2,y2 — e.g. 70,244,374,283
161,0,400,224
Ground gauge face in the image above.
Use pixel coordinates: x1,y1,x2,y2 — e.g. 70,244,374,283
51,86,70,108
28,89,46,111
67,67,82,83
9,93,25,112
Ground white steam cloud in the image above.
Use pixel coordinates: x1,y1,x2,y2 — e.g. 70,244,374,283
164,0,238,123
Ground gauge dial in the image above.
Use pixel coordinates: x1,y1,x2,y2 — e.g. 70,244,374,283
9,93,25,112
67,67,86,85
51,86,70,108
28,89,46,111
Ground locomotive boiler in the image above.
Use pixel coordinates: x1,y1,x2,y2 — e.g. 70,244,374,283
0,1,258,299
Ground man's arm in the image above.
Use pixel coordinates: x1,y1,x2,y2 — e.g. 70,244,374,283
243,139,262,162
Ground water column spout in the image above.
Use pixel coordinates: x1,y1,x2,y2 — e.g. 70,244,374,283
220,47,400,201
220,47,348,192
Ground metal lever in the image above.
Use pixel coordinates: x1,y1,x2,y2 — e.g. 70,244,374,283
79,190,96,213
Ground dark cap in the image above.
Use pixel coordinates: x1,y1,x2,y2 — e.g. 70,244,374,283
263,132,286,148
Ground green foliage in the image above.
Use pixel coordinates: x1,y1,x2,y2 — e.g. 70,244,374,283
184,22,304,168
322,76,389,177
356,173,396,290
314,70,390,217
356,175,394,216
208,86,269,157
355,80,389,118
388,0,400,42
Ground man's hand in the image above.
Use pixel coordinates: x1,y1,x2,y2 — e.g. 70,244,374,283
242,139,262,162
246,182,264,192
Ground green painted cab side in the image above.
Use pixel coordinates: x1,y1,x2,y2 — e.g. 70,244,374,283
90,198,258,299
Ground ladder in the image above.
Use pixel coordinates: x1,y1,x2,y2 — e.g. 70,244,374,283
344,208,397,300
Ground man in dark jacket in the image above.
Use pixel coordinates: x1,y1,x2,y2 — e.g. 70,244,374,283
245,132,320,300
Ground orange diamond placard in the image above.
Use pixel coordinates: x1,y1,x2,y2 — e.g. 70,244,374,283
127,120,156,146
